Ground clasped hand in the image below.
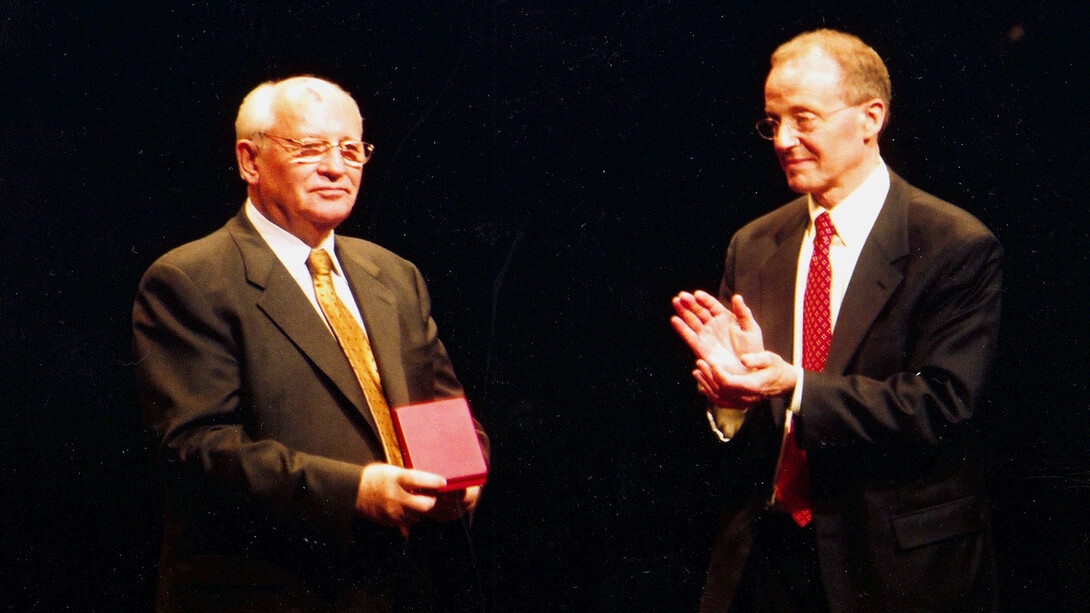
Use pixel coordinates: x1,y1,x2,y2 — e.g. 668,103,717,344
671,290,797,407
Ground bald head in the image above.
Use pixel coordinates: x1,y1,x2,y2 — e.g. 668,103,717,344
771,29,891,129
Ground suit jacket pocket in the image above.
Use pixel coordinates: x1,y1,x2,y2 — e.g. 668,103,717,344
890,494,982,550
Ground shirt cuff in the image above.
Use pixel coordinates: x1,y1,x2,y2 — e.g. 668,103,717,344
788,365,805,415
707,405,748,442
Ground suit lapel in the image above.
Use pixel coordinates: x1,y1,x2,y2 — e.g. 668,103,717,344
825,174,911,374
226,213,372,425
336,240,411,409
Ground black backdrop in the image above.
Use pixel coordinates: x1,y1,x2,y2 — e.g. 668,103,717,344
3,2,1088,610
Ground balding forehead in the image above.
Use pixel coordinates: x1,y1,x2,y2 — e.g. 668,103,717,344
273,78,360,117
767,49,843,90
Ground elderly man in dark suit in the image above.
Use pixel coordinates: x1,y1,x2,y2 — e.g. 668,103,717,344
134,76,486,612
672,30,1000,612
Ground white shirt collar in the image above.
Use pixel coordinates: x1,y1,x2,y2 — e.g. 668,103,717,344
244,199,343,275
807,160,890,247
243,199,367,329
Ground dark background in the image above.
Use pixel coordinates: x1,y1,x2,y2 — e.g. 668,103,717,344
3,1,1088,610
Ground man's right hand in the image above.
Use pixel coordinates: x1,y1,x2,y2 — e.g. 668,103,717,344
672,291,766,407
355,463,447,533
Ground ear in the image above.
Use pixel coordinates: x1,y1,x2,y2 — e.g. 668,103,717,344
236,140,261,185
861,99,887,140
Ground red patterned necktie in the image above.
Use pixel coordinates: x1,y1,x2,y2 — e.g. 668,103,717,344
775,211,834,527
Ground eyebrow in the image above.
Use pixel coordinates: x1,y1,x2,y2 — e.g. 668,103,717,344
293,135,363,142
764,105,819,117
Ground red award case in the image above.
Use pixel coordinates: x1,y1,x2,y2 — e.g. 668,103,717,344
392,397,488,492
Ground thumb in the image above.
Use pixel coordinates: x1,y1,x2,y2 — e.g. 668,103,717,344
400,468,447,492
739,351,774,369
732,295,759,331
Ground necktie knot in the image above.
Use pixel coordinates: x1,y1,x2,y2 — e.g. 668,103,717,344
307,249,334,279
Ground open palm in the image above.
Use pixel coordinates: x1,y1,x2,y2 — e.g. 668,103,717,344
671,291,764,374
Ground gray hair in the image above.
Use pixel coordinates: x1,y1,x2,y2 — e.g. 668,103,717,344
234,76,362,141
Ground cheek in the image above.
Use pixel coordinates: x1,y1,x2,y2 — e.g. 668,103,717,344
795,136,824,160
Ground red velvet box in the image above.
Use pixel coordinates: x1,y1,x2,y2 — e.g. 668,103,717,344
392,397,488,492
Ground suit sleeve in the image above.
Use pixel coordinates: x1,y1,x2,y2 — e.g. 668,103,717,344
134,260,363,537
798,230,1002,449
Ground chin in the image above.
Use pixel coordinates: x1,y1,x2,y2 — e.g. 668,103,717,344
784,175,816,195
305,202,355,226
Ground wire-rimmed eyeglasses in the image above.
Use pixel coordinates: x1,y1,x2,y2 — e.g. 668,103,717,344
260,133,374,167
754,105,857,140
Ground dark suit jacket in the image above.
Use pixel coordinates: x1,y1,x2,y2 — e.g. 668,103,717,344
700,173,1000,613
134,210,488,612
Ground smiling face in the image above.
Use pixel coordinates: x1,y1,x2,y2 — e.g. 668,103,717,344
763,48,884,208
237,81,364,247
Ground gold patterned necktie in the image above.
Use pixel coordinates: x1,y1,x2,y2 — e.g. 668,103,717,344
306,248,403,467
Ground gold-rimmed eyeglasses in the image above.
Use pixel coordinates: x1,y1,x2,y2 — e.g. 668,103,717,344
260,133,374,167
755,105,857,140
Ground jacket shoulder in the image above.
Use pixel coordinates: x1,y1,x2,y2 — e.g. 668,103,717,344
336,235,409,265
141,221,245,284
730,194,808,246
335,235,425,281
894,177,1001,253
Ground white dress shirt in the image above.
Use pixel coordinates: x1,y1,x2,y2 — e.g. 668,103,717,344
245,200,368,334
709,160,890,440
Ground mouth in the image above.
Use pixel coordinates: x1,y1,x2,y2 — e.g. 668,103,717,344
312,187,352,197
780,157,814,170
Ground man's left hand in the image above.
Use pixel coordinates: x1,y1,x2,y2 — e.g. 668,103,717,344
425,486,481,523
702,350,799,402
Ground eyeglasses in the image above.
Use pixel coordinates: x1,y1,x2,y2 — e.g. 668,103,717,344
260,133,374,167
755,105,856,140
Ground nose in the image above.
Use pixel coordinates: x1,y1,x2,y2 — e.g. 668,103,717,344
316,147,349,175
772,121,799,149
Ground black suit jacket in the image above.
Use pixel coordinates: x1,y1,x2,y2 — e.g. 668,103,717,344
134,210,487,611
700,173,1000,612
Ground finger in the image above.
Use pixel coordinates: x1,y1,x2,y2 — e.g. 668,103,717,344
695,361,721,392
695,378,719,402
398,469,447,492
694,369,714,393
670,295,689,317
693,290,729,316
678,291,717,324
671,316,706,352
672,292,695,309
671,306,706,336
673,292,702,318
732,295,759,332
697,384,714,400
673,294,716,331
462,487,480,512
404,492,440,514
729,325,745,352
